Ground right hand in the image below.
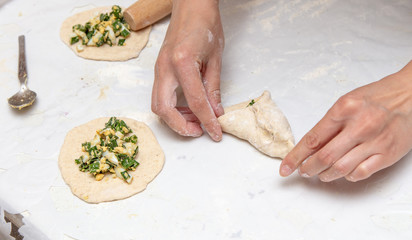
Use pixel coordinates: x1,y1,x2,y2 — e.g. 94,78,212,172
151,0,225,141
280,61,412,182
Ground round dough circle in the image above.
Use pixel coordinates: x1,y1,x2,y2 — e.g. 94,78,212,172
58,117,165,203
60,6,151,61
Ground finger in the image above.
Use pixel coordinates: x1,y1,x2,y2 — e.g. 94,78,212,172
161,108,204,137
175,58,222,141
176,107,201,123
203,56,224,117
152,59,203,137
298,130,360,178
280,115,344,177
317,144,372,182
345,154,388,182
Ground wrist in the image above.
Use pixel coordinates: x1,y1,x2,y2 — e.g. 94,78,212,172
398,61,412,89
173,0,219,6
388,61,412,114
172,0,220,16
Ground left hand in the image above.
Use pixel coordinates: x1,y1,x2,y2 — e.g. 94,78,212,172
151,0,224,141
280,61,412,182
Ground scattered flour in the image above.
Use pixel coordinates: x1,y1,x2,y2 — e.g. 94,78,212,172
300,61,342,81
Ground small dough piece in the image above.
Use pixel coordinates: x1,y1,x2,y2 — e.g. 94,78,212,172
58,117,165,203
218,91,295,159
60,6,151,61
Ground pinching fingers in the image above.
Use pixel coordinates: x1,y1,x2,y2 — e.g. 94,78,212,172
173,54,222,141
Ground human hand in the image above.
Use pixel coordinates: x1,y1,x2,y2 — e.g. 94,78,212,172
151,0,224,141
280,61,412,182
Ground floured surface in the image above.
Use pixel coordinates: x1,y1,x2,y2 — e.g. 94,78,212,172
218,91,294,159
58,117,165,203
1,0,412,239
60,6,151,61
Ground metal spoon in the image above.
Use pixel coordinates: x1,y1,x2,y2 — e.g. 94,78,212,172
8,35,37,110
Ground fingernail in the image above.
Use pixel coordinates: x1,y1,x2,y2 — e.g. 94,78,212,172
216,103,224,117
346,175,356,182
298,168,310,178
211,132,222,142
280,165,293,176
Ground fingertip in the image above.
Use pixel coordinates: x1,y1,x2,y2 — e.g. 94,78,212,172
345,175,357,182
215,103,224,117
213,132,222,142
180,121,204,137
208,126,222,142
279,164,293,177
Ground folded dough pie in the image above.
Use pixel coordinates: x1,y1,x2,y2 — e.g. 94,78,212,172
218,91,295,159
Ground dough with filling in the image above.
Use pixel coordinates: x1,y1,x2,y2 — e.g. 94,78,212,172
218,91,295,159
58,117,164,203
60,6,151,61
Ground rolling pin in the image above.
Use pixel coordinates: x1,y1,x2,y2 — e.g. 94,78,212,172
124,0,173,31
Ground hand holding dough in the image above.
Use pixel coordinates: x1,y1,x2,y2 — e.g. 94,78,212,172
218,91,295,159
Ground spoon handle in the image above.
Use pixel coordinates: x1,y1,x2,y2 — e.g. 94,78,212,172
18,35,27,85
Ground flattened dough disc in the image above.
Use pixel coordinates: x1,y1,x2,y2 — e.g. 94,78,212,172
218,91,295,159
58,117,165,203
60,6,151,61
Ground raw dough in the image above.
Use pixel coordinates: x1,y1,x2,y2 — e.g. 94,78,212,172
58,117,164,203
218,91,295,159
60,6,151,61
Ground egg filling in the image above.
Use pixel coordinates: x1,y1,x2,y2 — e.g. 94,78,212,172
75,117,139,183
69,5,131,52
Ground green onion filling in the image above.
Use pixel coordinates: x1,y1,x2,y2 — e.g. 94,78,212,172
247,99,256,107
74,117,139,183
70,5,131,50
70,36,79,44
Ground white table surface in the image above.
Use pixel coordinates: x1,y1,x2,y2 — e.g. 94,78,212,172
1,0,412,239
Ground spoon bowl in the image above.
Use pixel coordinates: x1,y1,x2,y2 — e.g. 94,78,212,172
8,85,37,110
8,35,37,110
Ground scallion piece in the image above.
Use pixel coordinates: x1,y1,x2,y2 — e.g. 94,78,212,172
120,29,130,38
70,36,79,45
118,38,125,46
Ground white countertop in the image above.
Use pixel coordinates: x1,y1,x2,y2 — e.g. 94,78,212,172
1,0,412,239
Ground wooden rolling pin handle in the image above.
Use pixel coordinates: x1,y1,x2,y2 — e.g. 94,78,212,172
124,0,173,31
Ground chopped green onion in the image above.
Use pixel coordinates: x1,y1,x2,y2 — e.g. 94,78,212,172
121,171,130,180
88,162,100,173
120,29,130,38
106,38,113,46
72,24,86,32
133,146,139,158
85,22,92,31
86,29,94,40
124,135,137,143
112,20,122,31
112,5,121,13
100,13,109,22
96,36,104,47
70,36,79,45
118,38,125,46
